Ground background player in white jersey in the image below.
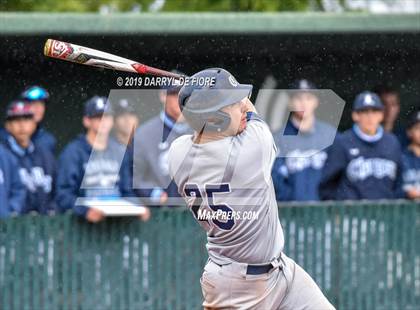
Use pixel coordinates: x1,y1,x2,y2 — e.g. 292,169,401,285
168,68,334,309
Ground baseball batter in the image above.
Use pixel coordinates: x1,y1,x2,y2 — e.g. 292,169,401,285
168,68,334,309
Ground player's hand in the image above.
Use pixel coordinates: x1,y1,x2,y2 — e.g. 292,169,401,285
406,188,420,200
160,191,168,205
138,207,151,222
86,208,105,223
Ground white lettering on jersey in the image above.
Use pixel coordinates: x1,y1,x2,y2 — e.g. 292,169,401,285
0,169,4,184
285,150,328,173
346,157,397,181
19,167,52,193
83,158,120,187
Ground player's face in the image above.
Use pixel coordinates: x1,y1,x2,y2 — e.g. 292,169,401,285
29,101,46,123
381,93,400,123
407,123,420,146
222,98,248,135
5,117,37,147
289,92,319,120
84,114,114,136
115,113,139,136
352,109,384,135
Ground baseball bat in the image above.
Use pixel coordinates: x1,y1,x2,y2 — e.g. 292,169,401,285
43,39,184,79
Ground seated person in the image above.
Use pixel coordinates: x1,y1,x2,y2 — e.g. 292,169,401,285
0,143,26,218
272,79,336,201
133,75,191,205
1,100,56,214
21,85,57,153
56,96,149,223
401,110,420,200
319,91,402,200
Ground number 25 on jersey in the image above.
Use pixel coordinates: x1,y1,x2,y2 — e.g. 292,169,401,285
183,183,234,230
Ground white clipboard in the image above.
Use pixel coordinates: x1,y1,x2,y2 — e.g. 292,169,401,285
82,199,148,216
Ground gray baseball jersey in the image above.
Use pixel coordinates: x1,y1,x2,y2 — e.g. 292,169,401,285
168,114,284,265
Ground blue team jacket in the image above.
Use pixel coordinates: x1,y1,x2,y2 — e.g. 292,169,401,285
271,120,336,201
56,135,134,218
1,134,56,214
0,144,26,218
31,125,57,154
401,148,420,197
319,126,402,200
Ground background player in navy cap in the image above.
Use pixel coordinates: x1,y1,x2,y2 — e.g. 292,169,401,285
319,91,402,200
0,142,26,218
133,70,191,205
111,97,139,198
374,84,408,147
400,110,420,200
271,79,336,201
20,85,57,153
1,99,56,214
112,98,139,147
56,96,143,223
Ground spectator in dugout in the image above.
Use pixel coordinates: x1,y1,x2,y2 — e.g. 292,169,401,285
56,96,147,223
271,79,336,201
110,98,139,190
1,100,56,214
319,91,402,200
374,84,408,147
111,98,139,148
400,110,420,200
133,71,192,206
21,86,57,153
0,143,26,218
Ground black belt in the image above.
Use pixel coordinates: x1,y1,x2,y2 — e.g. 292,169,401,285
246,264,276,275
214,257,282,275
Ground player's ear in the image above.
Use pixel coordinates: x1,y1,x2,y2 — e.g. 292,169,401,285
5,121,11,131
82,116,91,129
351,111,359,123
406,128,413,140
378,111,384,123
159,90,167,105
314,96,320,110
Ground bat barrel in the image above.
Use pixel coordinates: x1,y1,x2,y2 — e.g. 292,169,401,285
43,39,187,79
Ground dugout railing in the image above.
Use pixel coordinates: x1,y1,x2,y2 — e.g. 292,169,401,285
0,201,419,310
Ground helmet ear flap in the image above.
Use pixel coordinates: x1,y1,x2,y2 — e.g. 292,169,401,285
208,110,231,132
182,109,231,133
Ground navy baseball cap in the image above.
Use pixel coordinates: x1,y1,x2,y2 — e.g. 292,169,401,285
6,100,34,120
84,96,113,118
407,110,420,129
160,70,184,94
179,68,253,113
353,91,384,111
21,86,50,102
113,98,136,115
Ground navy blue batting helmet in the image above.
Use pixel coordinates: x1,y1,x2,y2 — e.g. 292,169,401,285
178,68,252,132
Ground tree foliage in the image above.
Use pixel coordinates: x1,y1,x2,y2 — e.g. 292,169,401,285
0,0,314,12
